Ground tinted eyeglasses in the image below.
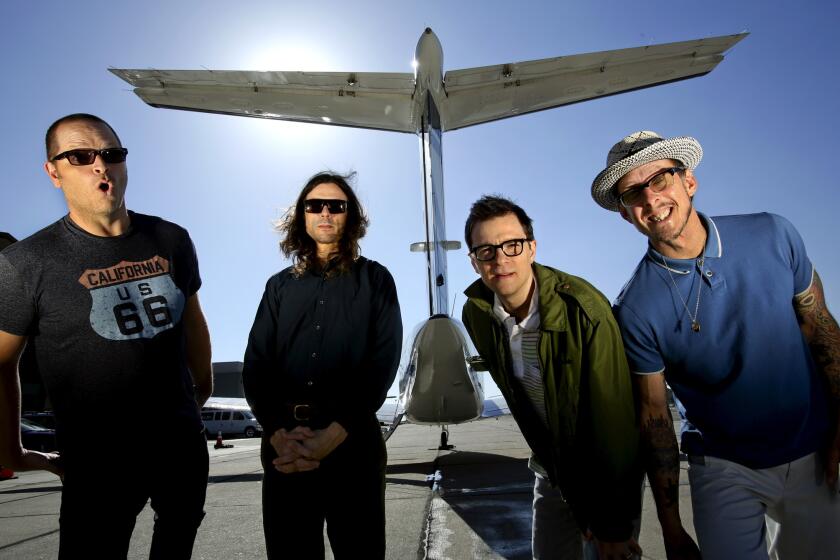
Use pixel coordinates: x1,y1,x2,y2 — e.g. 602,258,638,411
51,148,128,166
616,166,685,209
469,238,532,262
303,199,348,214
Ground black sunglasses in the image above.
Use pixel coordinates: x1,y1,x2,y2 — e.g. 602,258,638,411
304,199,348,214
51,148,128,166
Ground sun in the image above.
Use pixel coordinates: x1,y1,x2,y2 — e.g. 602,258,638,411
242,40,336,72
233,40,344,143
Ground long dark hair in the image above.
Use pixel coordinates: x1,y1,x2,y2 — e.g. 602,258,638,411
277,171,369,277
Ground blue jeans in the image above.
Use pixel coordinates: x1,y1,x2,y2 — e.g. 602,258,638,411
58,428,208,560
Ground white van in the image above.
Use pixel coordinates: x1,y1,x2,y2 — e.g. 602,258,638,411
201,407,262,438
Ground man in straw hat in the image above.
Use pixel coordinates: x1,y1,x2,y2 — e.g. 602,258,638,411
591,131,840,559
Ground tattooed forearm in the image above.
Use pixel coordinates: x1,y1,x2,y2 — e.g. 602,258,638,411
795,270,840,402
641,414,681,510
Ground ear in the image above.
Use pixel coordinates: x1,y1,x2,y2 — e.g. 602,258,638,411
682,169,697,198
44,161,61,189
618,206,632,224
470,256,481,275
528,239,537,263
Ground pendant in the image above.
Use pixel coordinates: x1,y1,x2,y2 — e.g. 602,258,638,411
691,321,701,332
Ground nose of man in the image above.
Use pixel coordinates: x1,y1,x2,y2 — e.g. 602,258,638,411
92,154,110,174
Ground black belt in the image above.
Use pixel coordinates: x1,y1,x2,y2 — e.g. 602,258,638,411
282,402,327,425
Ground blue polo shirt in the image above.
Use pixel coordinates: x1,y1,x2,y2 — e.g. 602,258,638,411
614,212,827,468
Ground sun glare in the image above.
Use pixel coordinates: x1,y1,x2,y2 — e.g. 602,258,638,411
243,41,336,72
234,40,343,143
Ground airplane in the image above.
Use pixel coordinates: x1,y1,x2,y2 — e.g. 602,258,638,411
111,28,747,449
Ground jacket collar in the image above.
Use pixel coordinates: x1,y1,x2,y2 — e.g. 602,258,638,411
464,262,568,332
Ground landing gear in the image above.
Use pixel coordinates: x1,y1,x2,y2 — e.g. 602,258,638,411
439,426,453,450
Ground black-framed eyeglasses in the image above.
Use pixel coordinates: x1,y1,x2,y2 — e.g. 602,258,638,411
304,199,348,214
51,148,128,166
616,166,685,209
469,238,532,262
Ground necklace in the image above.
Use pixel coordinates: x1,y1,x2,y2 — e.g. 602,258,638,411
660,254,704,333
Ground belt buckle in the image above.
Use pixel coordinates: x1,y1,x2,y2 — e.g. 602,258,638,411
293,404,312,421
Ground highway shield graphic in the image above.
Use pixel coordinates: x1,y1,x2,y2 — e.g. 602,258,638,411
79,257,185,341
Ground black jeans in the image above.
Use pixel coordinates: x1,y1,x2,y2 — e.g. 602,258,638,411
261,418,386,560
58,428,209,560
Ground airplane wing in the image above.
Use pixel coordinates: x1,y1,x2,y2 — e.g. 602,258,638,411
377,396,403,425
204,396,252,410
481,394,510,418
109,68,418,133
440,33,748,131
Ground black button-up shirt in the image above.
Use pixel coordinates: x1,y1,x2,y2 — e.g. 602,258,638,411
242,257,402,434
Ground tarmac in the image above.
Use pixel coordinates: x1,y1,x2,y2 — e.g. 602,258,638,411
0,415,696,559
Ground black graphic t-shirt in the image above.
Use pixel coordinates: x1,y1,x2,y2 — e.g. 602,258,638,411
0,212,203,453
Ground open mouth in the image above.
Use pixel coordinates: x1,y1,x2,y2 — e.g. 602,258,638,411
649,207,672,223
98,182,110,193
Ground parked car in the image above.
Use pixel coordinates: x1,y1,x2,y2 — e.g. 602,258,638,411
201,408,262,438
20,418,57,452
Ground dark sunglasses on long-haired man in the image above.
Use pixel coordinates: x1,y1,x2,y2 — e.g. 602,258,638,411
304,199,348,214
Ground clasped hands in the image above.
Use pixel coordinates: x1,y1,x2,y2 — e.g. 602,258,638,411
270,421,347,474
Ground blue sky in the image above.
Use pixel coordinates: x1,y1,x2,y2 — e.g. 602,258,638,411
3,1,838,397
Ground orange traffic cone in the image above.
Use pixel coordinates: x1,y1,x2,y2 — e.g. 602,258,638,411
213,431,233,449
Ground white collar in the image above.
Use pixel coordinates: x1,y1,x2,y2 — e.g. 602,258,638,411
493,279,540,329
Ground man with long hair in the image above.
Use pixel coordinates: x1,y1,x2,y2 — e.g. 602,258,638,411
242,172,402,560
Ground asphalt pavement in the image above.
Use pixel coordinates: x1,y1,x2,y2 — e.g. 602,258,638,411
0,416,696,559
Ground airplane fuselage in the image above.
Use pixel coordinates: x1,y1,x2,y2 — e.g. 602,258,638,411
402,29,485,427
400,315,484,425
414,28,445,103
110,27,747,436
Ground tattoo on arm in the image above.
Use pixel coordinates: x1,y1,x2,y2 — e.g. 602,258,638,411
795,270,840,402
641,414,681,510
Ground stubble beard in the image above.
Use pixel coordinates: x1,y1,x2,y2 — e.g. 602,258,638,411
650,190,694,247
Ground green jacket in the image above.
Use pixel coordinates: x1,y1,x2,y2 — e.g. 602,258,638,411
462,263,641,541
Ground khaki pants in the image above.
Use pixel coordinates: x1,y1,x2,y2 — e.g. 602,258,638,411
689,451,840,560
532,474,643,560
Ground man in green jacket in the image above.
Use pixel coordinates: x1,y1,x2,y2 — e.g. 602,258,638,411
461,195,641,560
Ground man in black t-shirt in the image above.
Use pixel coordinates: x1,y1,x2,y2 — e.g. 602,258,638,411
0,233,15,250
0,114,213,559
